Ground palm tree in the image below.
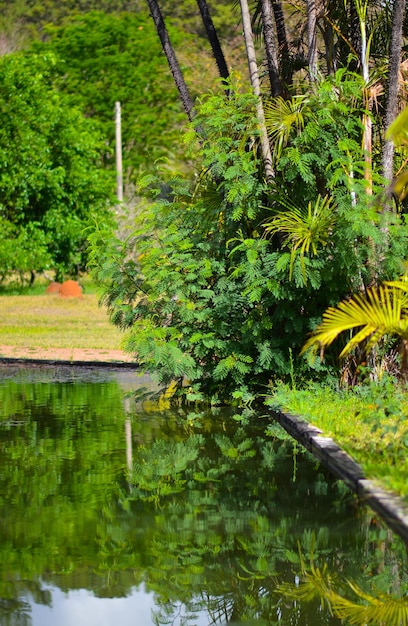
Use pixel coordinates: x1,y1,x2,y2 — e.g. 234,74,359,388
146,0,195,122
196,0,230,94
260,0,283,97
306,0,318,82
239,0,274,182
271,0,291,86
382,0,406,187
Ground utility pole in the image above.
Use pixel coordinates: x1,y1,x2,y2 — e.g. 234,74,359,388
115,101,123,202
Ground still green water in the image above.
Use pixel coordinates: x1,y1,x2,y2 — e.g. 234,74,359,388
0,364,406,626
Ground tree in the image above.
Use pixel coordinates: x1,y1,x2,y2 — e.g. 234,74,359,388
32,11,188,182
306,0,318,82
0,52,113,280
301,103,408,379
146,0,195,122
196,0,230,92
89,0,408,397
260,0,283,97
382,0,406,185
239,0,274,182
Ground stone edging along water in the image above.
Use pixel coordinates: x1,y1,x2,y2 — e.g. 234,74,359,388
272,409,408,544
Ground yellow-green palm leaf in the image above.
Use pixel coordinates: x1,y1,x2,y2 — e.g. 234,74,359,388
302,285,408,358
386,276,408,292
264,95,308,163
263,195,335,281
386,105,408,147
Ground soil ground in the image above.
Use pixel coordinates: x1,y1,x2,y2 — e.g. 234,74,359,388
0,345,135,364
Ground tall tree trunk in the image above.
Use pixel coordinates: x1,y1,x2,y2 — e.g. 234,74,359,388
272,0,291,87
322,20,335,74
354,0,372,194
307,0,318,82
146,0,195,122
382,0,406,186
196,0,230,94
272,0,288,56
260,0,282,97
239,0,274,182
348,1,361,73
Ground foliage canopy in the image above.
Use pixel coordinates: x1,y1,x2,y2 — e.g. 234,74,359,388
90,72,408,402
0,51,113,279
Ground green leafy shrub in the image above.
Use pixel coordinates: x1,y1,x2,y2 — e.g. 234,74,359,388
89,75,408,403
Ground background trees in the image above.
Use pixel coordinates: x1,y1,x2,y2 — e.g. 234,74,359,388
31,11,190,180
0,52,113,280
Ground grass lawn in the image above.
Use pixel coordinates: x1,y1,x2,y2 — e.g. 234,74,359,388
267,380,408,504
0,292,127,351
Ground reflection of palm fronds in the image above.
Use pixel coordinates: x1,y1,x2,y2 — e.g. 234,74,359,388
332,581,408,625
277,562,408,626
277,562,337,608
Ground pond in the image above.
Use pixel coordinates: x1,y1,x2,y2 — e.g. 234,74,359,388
0,364,407,626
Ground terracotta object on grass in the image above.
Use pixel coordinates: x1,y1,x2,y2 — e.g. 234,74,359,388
45,281,62,295
59,280,83,298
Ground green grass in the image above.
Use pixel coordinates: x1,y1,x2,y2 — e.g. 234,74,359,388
266,379,408,503
0,292,127,351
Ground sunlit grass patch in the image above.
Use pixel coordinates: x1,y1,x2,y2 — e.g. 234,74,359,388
266,379,408,502
0,294,127,351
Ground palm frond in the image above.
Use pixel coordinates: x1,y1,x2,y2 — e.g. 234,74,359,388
386,103,408,146
385,276,408,292
264,95,308,162
302,285,408,357
263,195,335,281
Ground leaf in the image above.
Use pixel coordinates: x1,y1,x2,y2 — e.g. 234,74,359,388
302,284,408,359
246,248,258,264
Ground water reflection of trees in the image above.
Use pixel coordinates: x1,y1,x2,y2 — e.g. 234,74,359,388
0,374,407,625
126,412,408,625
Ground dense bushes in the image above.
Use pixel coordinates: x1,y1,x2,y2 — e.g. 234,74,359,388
89,76,408,403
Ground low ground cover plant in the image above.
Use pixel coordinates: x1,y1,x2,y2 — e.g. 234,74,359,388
266,377,408,501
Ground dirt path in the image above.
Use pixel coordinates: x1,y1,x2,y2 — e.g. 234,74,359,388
0,345,135,365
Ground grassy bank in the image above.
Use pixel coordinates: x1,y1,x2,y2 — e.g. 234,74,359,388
0,291,127,351
266,379,408,503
